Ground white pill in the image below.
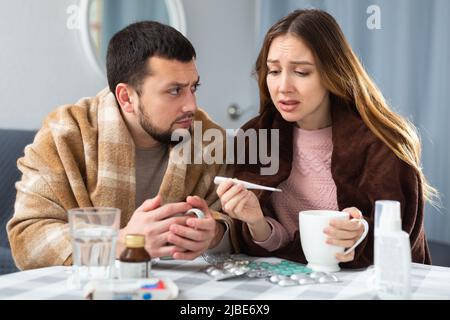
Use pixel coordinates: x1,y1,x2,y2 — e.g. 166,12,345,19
318,274,339,283
290,273,309,281
309,272,325,279
269,275,280,283
278,279,298,287
210,269,224,277
234,269,246,276
298,278,316,285
206,266,216,273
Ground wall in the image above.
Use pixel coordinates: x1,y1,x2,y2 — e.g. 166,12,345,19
0,0,105,130
183,0,259,129
0,0,258,130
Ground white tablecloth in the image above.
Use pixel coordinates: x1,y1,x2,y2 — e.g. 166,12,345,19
0,256,449,300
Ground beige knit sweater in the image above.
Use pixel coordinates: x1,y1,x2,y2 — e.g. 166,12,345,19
7,88,236,270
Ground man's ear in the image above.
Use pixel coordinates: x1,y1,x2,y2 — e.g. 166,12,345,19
115,83,137,113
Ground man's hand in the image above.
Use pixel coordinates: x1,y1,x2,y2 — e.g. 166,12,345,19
117,195,193,258
168,196,221,260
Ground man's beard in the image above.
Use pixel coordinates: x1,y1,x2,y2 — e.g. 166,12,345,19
138,103,193,145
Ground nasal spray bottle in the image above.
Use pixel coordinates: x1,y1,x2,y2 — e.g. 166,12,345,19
374,200,411,299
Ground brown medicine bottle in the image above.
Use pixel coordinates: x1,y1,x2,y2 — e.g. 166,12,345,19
119,234,151,279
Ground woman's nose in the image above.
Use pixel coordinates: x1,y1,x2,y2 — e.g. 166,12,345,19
279,73,294,93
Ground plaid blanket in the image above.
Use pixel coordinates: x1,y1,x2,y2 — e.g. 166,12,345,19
7,88,236,269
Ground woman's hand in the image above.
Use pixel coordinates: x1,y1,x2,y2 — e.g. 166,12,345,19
216,178,272,242
216,178,264,224
324,207,366,263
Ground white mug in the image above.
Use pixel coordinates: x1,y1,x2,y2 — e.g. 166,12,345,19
299,210,369,272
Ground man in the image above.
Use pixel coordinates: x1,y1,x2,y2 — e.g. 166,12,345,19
7,21,237,269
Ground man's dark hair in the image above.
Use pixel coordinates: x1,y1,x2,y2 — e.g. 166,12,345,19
106,21,196,95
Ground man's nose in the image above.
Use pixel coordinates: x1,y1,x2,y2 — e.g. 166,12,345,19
182,91,197,113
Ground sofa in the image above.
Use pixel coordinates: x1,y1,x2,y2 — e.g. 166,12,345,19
0,129,36,274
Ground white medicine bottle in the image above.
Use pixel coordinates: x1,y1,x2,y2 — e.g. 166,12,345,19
374,200,411,299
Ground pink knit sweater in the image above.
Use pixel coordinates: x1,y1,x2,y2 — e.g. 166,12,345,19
254,126,339,251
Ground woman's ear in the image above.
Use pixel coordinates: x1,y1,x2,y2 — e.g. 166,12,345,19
115,83,136,113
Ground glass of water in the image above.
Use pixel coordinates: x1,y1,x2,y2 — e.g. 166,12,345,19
68,207,121,289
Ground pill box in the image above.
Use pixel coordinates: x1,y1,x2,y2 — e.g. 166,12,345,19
84,277,179,300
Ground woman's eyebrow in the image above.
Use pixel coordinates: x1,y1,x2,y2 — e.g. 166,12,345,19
267,59,314,66
290,60,314,66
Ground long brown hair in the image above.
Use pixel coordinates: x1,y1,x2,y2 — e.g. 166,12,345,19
255,9,437,202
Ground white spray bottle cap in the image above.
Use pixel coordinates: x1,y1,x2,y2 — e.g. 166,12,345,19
375,200,402,232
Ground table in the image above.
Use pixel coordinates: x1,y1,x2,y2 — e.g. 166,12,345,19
0,256,449,300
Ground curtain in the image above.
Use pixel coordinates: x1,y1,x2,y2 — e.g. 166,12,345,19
257,0,450,244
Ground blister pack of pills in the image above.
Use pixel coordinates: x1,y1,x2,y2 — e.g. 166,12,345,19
268,271,340,287
203,255,340,286
204,260,251,281
204,257,310,281
246,260,312,278
201,252,233,265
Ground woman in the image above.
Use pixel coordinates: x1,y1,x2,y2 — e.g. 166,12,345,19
217,9,436,268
